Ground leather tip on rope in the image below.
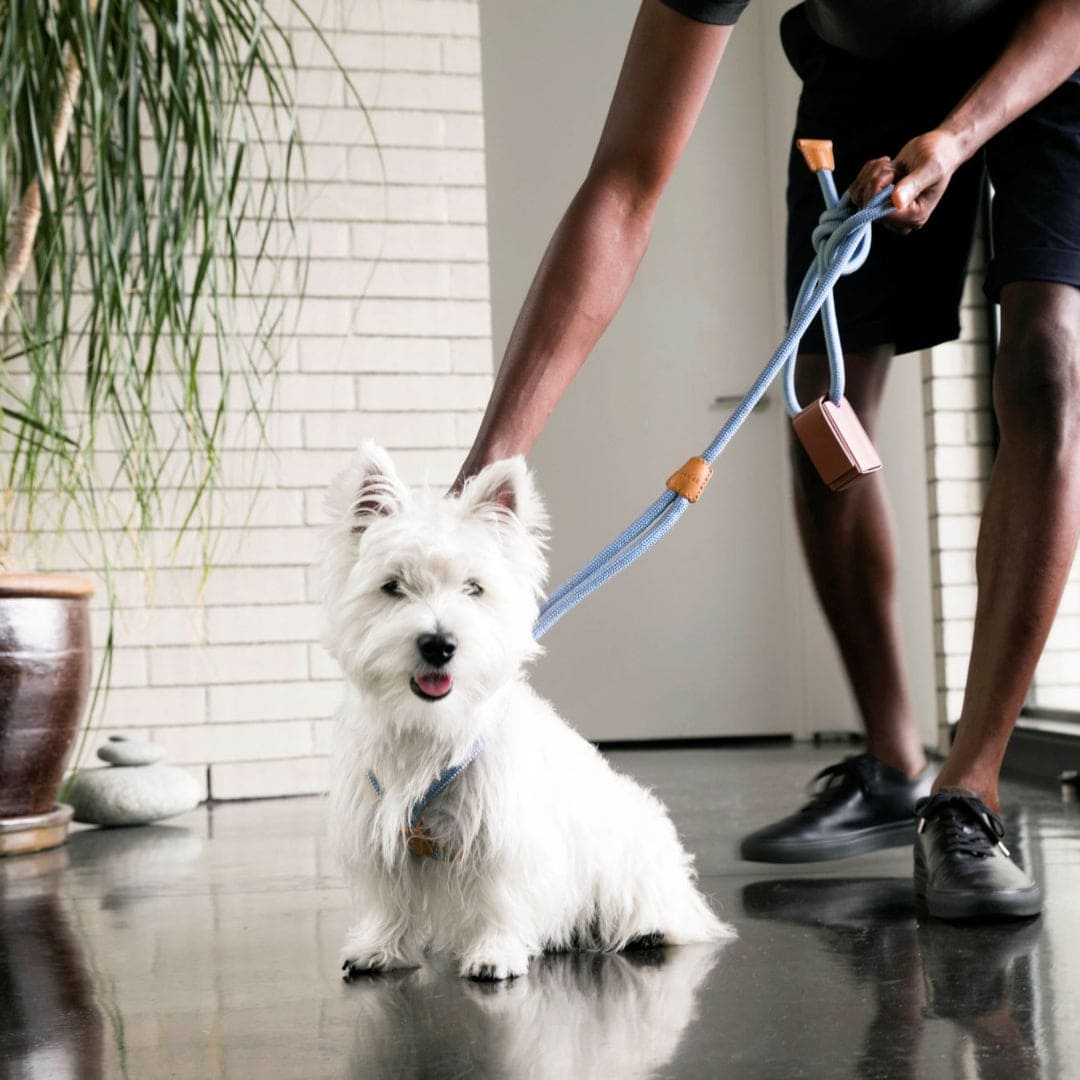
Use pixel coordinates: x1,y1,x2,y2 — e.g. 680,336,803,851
796,138,834,174
666,456,712,503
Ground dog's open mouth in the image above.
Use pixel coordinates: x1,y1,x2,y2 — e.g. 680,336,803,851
410,672,453,701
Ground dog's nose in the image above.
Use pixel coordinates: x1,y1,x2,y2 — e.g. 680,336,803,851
417,632,457,667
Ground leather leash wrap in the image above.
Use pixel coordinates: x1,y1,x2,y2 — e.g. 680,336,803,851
666,457,713,503
796,138,835,173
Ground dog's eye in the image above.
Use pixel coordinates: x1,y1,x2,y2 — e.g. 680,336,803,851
465,579,484,597
381,579,404,597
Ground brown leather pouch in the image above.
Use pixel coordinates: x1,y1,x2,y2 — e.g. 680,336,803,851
791,395,882,492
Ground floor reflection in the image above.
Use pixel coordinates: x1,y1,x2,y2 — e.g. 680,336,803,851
347,944,723,1080
65,824,204,911
742,877,1044,1079
0,748,1074,1078
1,849,103,1080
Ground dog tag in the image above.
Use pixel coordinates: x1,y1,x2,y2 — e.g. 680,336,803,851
406,818,439,859
791,395,882,492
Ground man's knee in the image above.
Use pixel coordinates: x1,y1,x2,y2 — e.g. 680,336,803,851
788,347,892,430
788,427,827,501
995,284,1080,451
787,348,892,501
791,352,833,411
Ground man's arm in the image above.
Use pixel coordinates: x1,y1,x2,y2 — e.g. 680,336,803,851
851,0,1080,230
454,1,731,488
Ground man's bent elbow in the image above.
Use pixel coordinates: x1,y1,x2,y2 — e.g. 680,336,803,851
580,158,666,228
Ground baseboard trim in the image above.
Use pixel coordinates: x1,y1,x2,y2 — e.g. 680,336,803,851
595,734,794,752
1002,723,1080,788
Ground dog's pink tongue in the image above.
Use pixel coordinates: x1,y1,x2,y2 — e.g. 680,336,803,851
416,672,452,698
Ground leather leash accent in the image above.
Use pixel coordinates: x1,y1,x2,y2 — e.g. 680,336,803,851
796,138,835,173
665,456,713,503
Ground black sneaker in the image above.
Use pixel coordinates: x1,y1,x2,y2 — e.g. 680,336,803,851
913,790,1042,921
739,753,934,863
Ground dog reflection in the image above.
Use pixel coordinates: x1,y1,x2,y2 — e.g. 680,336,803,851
347,943,721,1079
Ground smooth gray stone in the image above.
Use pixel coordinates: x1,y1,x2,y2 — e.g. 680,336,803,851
67,764,200,827
97,736,166,766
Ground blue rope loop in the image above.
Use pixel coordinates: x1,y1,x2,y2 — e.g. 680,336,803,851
407,739,486,828
534,175,896,641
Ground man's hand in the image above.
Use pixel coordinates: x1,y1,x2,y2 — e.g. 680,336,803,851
849,130,965,234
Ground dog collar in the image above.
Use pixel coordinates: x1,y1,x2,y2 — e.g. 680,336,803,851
367,739,485,859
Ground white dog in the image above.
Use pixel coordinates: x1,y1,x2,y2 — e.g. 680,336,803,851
319,442,731,982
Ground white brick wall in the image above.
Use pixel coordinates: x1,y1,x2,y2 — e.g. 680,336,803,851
56,0,493,799
1031,584,1080,707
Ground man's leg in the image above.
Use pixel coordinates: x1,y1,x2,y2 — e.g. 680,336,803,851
739,348,935,863
915,280,1080,921
934,281,1080,808
790,347,927,780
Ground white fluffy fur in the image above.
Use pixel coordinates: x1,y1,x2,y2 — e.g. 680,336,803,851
320,442,732,982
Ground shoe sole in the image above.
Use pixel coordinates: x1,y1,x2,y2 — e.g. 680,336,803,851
739,819,915,864
914,863,1043,921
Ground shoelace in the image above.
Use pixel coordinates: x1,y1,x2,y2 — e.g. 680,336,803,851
916,792,1009,859
798,754,876,814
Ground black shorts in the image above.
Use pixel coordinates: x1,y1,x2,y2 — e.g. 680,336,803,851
782,3,1080,356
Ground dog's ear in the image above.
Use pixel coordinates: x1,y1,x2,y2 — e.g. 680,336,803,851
327,441,410,535
459,457,547,539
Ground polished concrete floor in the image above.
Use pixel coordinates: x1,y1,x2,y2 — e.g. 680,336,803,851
2,743,1079,1079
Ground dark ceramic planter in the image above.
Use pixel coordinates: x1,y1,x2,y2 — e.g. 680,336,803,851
0,573,93,856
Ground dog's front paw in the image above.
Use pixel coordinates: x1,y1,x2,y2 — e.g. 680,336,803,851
342,956,382,982
340,950,417,981
459,942,531,982
339,940,414,982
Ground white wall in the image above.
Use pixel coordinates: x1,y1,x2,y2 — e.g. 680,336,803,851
481,0,937,745
49,0,494,799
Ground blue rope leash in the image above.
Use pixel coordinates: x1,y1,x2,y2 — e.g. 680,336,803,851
367,740,486,856
366,739,486,829
373,165,895,836
533,175,895,641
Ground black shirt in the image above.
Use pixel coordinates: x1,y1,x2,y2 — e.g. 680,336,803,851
658,0,1018,58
